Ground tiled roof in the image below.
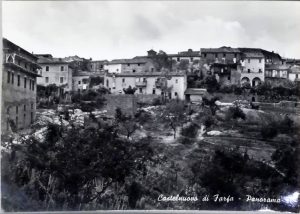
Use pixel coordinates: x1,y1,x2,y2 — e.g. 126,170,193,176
106,71,186,77
290,65,300,73
37,56,69,64
108,58,149,65
185,88,208,95
201,46,240,53
242,52,264,58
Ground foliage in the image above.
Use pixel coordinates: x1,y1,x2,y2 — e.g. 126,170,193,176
1,122,154,211
162,100,187,139
152,97,162,106
261,115,294,139
71,90,106,113
202,96,220,115
178,59,190,71
226,105,246,121
203,75,220,93
115,108,139,139
180,122,199,138
123,86,137,95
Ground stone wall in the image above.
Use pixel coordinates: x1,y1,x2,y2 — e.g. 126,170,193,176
104,94,137,116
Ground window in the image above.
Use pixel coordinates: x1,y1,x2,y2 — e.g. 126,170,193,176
248,69,250,73
45,77,49,83
203,53,207,58
31,112,33,124
177,57,180,62
248,59,251,63
46,66,49,71
116,69,119,71
17,60,21,66
78,81,81,85
24,104,26,111
29,80,31,90
61,66,64,71
32,81,35,91
296,74,299,79
259,59,262,63
228,76,231,80
127,63,130,66
122,78,125,83
259,69,262,73
106,79,109,87
31,103,33,109
190,57,193,61
215,54,218,58
24,114,26,125
138,63,140,66
16,106,18,114
151,68,154,72
24,77,27,88
60,77,64,83
17,75,20,86
223,53,226,57
175,79,178,83
175,92,178,96
139,88,142,93
25,63,27,69
152,89,156,94
133,69,136,73
11,73,14,85
7,71,10,83
234,53,237,58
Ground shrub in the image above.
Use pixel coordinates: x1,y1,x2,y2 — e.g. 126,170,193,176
181,123,199,138
152,97,162,106
203,115,214,129
261,122,278,139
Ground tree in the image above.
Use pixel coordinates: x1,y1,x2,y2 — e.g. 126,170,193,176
178,59,190,71
203,75,220,93
123,86,137,94
1,122,154,211
163,100,187,138
202,96,220,116
115,108,139,139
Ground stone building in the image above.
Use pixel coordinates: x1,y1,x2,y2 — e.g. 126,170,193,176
200,47,242,64
2,38,41,133
104,71,187,100
169,49,201,63
72,71,103,92
210,63,242,86
88,60,108,73
288,65,300,82
36,54,73,94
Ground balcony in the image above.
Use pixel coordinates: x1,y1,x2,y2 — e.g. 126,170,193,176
135,81,147,87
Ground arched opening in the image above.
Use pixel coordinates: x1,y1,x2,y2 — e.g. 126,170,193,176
241,77,250,85
252,77,261,87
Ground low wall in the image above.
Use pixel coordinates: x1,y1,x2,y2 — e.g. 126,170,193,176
135,94,160,104
104,94,137,116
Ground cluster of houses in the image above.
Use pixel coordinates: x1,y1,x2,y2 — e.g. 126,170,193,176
2,38,300,134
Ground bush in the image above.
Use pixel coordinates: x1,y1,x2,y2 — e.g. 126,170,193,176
226,105,246,121
261,122,278,139
203,115,214,129
152,97,162,106
181,123,199,138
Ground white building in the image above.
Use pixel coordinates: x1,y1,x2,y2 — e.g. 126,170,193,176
36,54,73,93
104,72,187,100
240,51,265,86
288,65,300,82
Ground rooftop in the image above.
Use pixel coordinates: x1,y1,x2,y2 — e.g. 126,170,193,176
106,71,186,77
185,88,208,95
265,64,290,70
37,56,69,64
108,58,149,65
201,46,240,53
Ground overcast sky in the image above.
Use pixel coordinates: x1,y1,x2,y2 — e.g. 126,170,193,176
3,1,300,60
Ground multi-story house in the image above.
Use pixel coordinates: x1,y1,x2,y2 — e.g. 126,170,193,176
239,50,265,86
200,47,242,64
2,38,40,133
72,71,103,92
288,65,300,82
169,49,201,63
36,54,73,94
104,58,156,74
88,60,108,73
210,63,242,86
104,71,187,100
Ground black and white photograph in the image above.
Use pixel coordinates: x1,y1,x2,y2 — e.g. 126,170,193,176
1,1,300,212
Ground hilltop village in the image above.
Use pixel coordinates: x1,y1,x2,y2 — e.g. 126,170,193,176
1,38,300,211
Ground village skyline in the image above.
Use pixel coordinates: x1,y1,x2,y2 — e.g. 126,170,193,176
3,1,300,60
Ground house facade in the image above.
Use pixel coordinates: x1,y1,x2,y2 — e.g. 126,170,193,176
88,60,108,73
2,38,41,134
169,49,201,63
288,65,300,82
36,54,73,93
239,50,265,86
200,47,242,64
104,72,187,100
